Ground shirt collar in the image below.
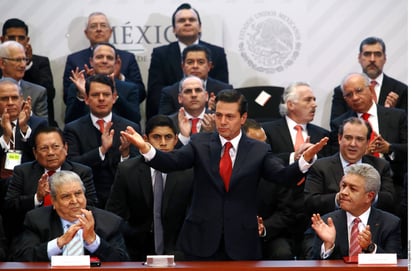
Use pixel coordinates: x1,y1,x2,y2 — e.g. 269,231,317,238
346,207,371,228
219,130,242,151
178,39,199,54
90,112,112,127
285,116,308,131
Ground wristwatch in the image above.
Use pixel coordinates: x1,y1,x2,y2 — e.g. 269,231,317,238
363,242,376,253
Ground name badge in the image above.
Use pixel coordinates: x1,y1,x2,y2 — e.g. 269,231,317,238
5,150,22,170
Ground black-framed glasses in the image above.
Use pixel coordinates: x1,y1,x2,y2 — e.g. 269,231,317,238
2,57,30,63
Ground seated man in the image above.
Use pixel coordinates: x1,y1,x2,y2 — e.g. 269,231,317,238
311,163,401,259
4,126,98,239
9,170,129,261
106,115,193,260
0,79,47,180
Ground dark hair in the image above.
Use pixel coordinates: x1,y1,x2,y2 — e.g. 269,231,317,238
33,126,66,149
2,18,28,36
338,117,372,141
182,44,212,62
242,118,262,133
172,3,202,28
92,42,118,57
85,74,115,95
145,115,178,135
215,89,248,116
359,37,386,54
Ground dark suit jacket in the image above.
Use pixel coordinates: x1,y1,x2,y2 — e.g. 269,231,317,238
147,132,304,260
257,177,295,241
0,115,48,164
262,118,331,236
9,206,129,261
63,113,140,208
159,77,233,115
304,153,395,215
64,79,142,124
311,208,402,259
106,157,193,260
146,41,229,119
330,74,408,125
4,160,98,237
262,118,331,164
330,106,407,186
63,47,145,104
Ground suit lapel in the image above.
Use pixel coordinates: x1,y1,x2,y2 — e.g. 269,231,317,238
210,133,225,191
331,154,344,188
279,119,294,148
140,163,153,208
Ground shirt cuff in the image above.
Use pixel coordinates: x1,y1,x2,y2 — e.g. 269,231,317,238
47,238,63,259
298,154,317,173
178,133,190,146
84,234,101,253
320,242,335,259
141,144,156,161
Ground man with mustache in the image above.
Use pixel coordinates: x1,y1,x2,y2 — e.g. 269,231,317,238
262,82,330,258
330,37,407,125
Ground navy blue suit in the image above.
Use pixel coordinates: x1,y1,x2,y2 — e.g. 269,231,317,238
147,132,304,260
146,41,228,119
159,77,233,115
63,113,140,208
63,47,145,104
64,79,142,124
311,208,402,259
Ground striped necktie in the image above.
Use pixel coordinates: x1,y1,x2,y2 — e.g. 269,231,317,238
63,225,84,256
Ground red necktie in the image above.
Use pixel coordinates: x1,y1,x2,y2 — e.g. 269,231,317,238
369,80,378,103
191,118,199,135
361,113,379,157
43,170,55,206
219,142,232,192
294,125,305,186
96,119,105,133
349,217,362,256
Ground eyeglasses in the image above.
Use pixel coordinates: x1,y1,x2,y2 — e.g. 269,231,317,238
2,57,30,63
343,87,365,99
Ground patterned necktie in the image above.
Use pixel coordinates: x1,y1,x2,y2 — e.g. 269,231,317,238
96,119,105,133
153,170,164,255
43,170,55,206
219,142,233,192
369,80,378,103
349,217,362,256
294,125,305,186
64,224,84,256
361,113,379,157
191,118,200,135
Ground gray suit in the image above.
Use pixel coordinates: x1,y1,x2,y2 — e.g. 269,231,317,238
20,80,48,120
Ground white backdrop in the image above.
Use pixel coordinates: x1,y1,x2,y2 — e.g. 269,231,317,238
0,0,407,130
